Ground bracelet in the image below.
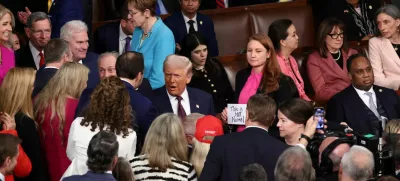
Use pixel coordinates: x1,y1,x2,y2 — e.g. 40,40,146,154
299,134,311,143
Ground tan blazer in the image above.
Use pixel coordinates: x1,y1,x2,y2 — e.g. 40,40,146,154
369,37,400,90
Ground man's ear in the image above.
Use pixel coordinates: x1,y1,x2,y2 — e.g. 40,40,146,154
120,19,126,27
348,73,352,81
3,156,11,167
186,135,194,145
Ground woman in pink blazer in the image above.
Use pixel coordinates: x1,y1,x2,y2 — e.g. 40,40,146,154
307,18,357,104
0,5,15,85
369,5,400,90
268,19,311,101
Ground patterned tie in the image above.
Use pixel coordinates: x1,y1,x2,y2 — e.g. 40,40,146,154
176,96,187,120
187,20,196,34
124,37,131,53
216,0,225,8
39,52,45,67
365,92,380,119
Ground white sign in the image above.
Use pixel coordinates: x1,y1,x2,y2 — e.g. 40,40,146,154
227,104,246,125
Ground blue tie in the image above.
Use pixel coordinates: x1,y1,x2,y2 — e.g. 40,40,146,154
156,2,161,16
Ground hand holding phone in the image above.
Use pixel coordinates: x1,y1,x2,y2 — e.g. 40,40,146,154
314,107,325,130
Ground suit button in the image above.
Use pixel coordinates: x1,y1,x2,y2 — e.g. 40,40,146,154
204,74,207,78
211,84,214,87
208,79,211,82
213,90,217,93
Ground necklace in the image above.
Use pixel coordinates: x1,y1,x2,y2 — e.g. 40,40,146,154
331,50,341,61
393,44,399,51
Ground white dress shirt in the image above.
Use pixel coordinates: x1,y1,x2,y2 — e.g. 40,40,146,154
62,117,137,179
29,41,43,70
0,172,4,181
166,88,191,115
353,86,377,109
182,13,198,33
119,24,132,55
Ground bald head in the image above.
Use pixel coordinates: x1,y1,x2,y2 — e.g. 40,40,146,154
319,137,351,171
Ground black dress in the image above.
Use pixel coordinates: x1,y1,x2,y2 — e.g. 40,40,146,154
188,58,236,113
15,112,49,181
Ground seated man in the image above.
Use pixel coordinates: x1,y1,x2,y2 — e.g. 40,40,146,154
274,146,315,181
32,38,72,97
93,2,135,55
16,12,51,70
339,145,374,181
163,0,219,57
63,131,119,181
327,53,400,136
150,55,216,118
60,20,100,89
316,137,351,181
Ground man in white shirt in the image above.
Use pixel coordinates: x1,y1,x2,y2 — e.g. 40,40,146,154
0,134,21,181
327,53,400,136
15,11,51,70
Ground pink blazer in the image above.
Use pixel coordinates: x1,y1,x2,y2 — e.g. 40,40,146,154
0,45,15,85
369,37,400,90
307,48,357,103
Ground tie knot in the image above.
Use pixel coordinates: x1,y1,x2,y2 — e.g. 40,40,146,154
176,96,183,101
39,52,44,56
364,92,373,97
187,20,195,25
126,36,132,41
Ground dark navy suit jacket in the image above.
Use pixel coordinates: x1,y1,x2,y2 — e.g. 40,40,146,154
15,44,36,70
32,67,58,97
93,21,120,54
163,12,219,57
82,52,100,89
62,171,116,181
326,85,400,135
49,0,84,38
200,127,289,181
150,86,216,116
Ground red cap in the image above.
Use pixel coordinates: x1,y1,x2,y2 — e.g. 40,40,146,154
194,115,224,144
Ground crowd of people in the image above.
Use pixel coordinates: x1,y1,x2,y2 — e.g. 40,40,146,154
0,0,400,181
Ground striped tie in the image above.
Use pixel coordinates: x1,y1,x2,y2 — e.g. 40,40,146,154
216,0,225,8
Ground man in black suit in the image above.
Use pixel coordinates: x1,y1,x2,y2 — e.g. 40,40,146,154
0,134,21,181
93,2,135,55
201,93,321,181
164,0,219,57
60,20,100,89
16,12,51,70
151,55,216,118
32,38,72,97
326,54,400,136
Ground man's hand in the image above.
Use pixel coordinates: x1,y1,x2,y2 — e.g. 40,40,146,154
18,7,32,26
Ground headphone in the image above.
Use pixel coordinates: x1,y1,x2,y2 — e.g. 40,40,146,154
319,138,354,175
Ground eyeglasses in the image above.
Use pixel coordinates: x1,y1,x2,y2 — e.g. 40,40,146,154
327,32,344,39
31,29,51,35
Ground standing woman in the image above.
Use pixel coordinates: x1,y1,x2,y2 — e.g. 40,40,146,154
0,67,49,181
0,5,15,85
307,17,357,104
128,0,175,89
180,32,235,113
268,19,311,101
369,5,400,90
34,62,89,181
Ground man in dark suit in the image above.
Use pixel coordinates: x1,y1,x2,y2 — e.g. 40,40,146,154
151,55,216,118
156,0,181,15
163,0,219,57
60,20,100,89
16,12,51,70
63,131,118,181
48,0,84,38
32,38,72,97
326,54,400,136
93,2,135,55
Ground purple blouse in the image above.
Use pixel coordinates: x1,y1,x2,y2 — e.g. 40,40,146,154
0,45,15,85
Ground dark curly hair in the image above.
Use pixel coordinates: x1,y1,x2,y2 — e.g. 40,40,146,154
87,131,119,173
80,76,134,138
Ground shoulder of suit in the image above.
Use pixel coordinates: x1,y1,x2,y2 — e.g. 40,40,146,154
187,86,211,97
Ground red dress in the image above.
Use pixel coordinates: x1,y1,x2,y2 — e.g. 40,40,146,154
36,98,79,181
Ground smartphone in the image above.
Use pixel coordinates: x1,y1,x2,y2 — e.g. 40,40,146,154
314,107,325,129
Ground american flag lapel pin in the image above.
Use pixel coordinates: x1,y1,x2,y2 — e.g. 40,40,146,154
196,104,199,108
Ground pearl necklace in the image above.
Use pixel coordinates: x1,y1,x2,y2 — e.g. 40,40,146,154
331,50,341,61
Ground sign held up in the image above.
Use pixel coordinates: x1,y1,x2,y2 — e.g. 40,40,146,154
227,104,246,125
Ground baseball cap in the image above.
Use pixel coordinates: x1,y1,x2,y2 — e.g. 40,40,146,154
194,115,224,144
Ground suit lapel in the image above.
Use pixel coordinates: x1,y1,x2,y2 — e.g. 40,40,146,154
382,38,400,67
325,52,349,82
178,13,188,40
160,87,174,113
187,87,198,113
348,86,374,131
374,86,394,118
112,22,120,52
26,46,37,70
196,14,205,35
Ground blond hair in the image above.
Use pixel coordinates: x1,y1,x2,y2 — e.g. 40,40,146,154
141,113,188,172
0,4,15,47
34,62,89,142
385,119,400,134
190,138,211,176
0,68,35,118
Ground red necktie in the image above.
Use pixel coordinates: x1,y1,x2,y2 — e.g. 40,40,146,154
217,0,225,8
176,96,187,120
39,52,45,67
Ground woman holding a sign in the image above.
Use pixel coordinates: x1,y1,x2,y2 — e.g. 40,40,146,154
222,33,299,133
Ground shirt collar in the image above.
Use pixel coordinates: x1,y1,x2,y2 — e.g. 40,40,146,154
44,66,59,69
166,87,189,103
0,172,4,181
353,85,375,96
182,12,197,23
119,24,132,41
29,41,42,56
246,126,268,132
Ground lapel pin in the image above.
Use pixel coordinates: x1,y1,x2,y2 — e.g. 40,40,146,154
369,5,372,10
344,10,349,13
379,89,382,92
200,21,203,25
196,104,199,108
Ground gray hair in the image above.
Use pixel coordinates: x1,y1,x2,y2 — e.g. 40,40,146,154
376,4,400,36
60,20,88,41
182,113,204,136
341,145,374,181
26,12,50,28
163,55,193,77
274,147,315,181
98,51,119,64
